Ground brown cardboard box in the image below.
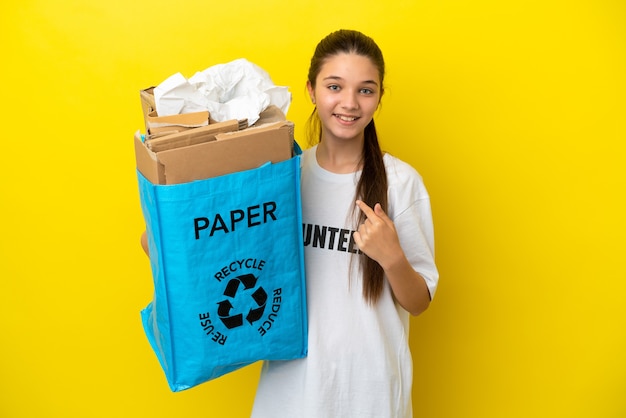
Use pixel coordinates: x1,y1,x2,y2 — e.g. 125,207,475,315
134,120,295,185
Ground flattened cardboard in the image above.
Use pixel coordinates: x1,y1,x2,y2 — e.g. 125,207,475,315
137,85,294,185
134,121,294,185
139,87,156,123
147,110,210,135
139,87,209,134
145,119,240,152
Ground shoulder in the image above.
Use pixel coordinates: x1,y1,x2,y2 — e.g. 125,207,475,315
301,145,316,167
383,153,427,196
303,146,316,158
383,153,430,217
384,153,418,175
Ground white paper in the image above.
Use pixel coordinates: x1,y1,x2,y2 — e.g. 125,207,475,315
153,58,291,125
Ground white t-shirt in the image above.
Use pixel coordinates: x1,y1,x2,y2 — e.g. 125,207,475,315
251,146,438,418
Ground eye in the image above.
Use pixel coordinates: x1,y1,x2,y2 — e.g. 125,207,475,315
328,84,340,91
360,88,375,95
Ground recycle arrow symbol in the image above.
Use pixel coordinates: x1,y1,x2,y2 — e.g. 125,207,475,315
246,287,268,325
217,274,267,329
216,300,243,329
238,274,258,289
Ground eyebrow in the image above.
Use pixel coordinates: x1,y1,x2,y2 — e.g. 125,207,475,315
322,75,379,86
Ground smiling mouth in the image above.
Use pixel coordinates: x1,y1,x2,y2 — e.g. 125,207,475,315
335,114,359,122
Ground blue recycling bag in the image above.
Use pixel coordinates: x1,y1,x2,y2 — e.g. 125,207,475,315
137,155,307,392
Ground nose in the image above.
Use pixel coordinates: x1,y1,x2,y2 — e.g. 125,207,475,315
341,89,359,110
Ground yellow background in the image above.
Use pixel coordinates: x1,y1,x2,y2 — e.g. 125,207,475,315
1,0,624,417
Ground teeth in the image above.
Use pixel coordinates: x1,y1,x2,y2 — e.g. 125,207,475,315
337,115,357,121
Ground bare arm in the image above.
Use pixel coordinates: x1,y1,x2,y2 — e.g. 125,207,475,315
352,201,431,316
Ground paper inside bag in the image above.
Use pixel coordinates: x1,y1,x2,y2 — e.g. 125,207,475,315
154,59,291,126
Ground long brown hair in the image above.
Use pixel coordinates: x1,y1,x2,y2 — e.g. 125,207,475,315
306,29,388,304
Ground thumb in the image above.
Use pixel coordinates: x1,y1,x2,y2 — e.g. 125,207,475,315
374,203,390,220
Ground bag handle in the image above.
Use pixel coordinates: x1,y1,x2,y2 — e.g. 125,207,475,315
293,140,303,156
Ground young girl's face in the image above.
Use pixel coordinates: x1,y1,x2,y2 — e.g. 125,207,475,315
308,53,381,145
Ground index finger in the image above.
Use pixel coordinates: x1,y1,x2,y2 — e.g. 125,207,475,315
355,200,377,220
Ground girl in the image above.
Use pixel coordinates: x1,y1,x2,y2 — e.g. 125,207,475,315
251,29,439,418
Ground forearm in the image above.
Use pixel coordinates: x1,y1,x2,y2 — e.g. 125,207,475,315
352,201,432,314
382,254,431,316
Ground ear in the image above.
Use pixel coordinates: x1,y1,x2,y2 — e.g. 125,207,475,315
306,81,316,104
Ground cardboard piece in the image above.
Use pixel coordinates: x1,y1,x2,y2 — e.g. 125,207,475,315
140,86,284,132
145,119,240,153
134,120,295,185
139,87,210,134
146,110,210,136
136,85,295,185
139,87,157,123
